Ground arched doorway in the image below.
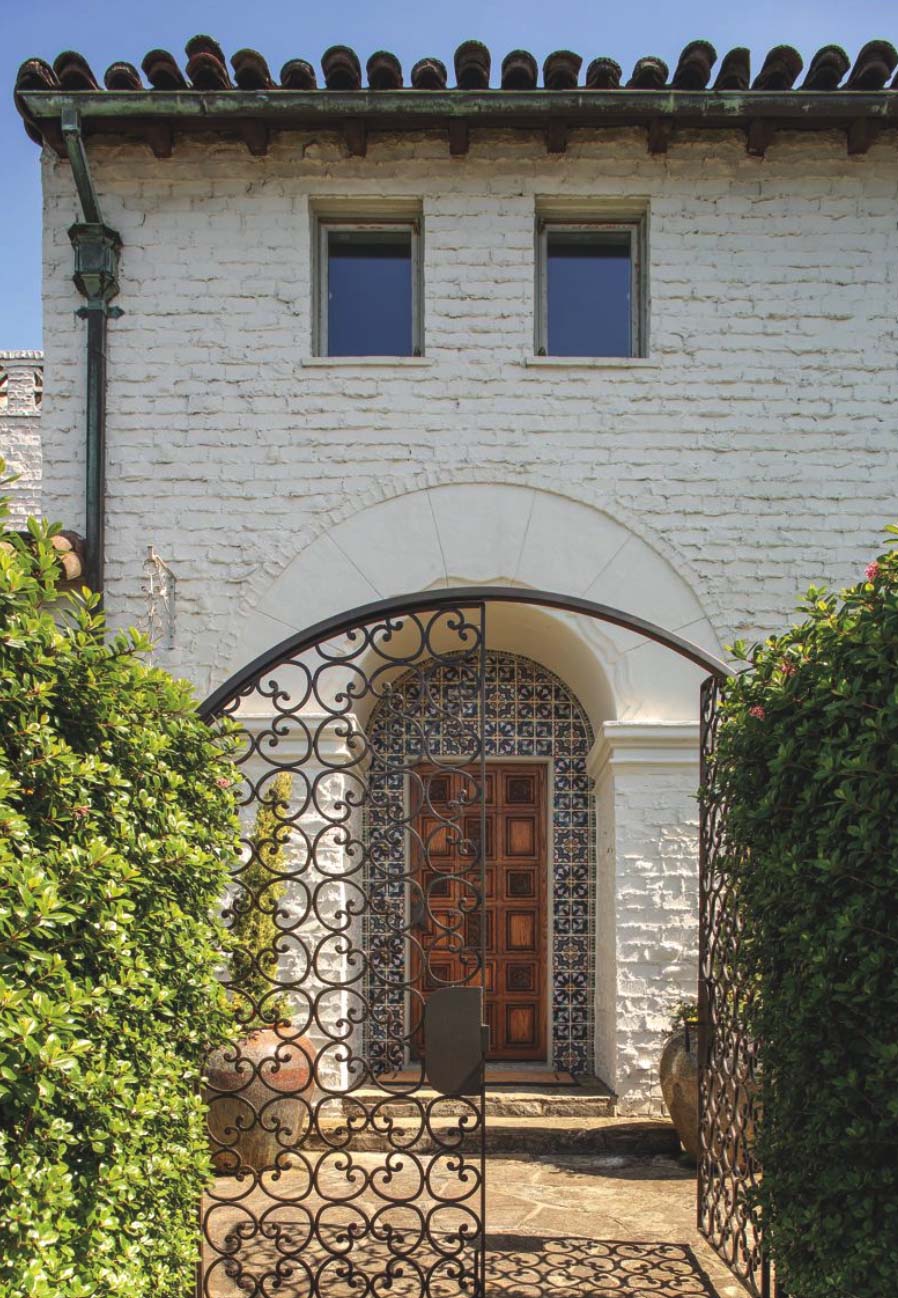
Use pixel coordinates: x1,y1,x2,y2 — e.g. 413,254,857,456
198,589,765,1298
365,649,596,1075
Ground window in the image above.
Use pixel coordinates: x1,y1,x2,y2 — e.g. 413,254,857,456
536,220,643,358
316,219,422,357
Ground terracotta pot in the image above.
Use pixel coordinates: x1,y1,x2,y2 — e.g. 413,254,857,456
659,1027,699,1161
204,1028,316,1173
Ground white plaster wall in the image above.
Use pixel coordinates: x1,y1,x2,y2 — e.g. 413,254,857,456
0,352,43,526
36,126,898,703
592,733,702,1114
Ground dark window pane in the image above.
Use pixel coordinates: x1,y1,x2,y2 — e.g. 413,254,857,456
546,231,632,357
327,229,413,356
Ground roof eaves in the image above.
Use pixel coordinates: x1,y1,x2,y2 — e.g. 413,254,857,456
17,87,898,159
15,35,898,159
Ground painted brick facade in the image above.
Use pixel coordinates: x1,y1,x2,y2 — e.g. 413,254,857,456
0,351,43,525
29,124,898,1111
36,128,898,690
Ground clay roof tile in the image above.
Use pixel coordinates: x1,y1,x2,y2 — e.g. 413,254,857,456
846,39,898,89
367,51,403,90
752,45,803,90
454,40,490,89
232,49,275,91
543,50,582,90
410,57,447,90
141,49,187,90
14,36,898,155
501,50,538,90
53,50,99,90
104,62,143,91
321,45,362,90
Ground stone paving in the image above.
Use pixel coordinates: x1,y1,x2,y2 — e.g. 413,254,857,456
485,1154,748,1297
202,1153,748,1297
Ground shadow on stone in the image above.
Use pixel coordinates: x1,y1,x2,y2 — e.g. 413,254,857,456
486,1234,719,1296
203,1219,721,1297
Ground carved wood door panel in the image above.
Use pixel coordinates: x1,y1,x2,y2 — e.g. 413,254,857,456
413,762,547,1062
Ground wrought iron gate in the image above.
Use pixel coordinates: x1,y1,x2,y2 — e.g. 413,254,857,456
196,584,745,1298
199,601,488,1298
698,675,778,1298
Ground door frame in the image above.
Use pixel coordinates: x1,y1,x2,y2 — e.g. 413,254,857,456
403,756,553,1068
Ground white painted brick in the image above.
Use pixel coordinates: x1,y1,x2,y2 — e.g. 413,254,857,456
28,125,898,1116
0,353,43,525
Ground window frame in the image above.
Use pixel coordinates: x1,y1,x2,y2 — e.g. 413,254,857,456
314,216,423,358
535,217,645,359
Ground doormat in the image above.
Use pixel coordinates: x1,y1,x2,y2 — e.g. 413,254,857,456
377,1068,577,1087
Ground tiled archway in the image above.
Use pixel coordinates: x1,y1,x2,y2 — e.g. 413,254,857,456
367,650,596,1074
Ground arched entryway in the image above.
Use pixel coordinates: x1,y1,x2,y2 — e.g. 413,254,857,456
198,589,765,1298
365,649,596,1075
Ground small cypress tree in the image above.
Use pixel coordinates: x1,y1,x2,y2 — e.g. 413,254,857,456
229,772,293,1027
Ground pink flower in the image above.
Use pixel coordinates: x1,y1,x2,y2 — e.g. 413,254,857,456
73,804,90,818
749,706,766,720
215,776,232,789
865,561,880,583
781,661,796,677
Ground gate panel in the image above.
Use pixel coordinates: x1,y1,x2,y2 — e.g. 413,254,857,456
698,675,775,1298
200,604,487,1298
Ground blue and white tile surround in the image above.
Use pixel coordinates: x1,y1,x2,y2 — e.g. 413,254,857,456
366,650,596,1076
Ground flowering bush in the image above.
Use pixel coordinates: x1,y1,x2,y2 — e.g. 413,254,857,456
0,491,239,1296
709,531,898,1298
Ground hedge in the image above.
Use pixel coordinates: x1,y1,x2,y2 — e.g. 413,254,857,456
0,496,239,1297
711,534,898,1298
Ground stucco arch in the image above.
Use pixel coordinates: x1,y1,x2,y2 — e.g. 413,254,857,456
225,483,723,722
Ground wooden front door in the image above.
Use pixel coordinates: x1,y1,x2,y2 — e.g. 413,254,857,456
411,762,548,1061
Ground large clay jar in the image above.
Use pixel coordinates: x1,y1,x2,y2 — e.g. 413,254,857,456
204,1028,316,1173
659,1027,699,1161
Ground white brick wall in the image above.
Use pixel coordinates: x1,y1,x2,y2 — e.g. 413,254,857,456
591,725,702,1111
37,127,898,686
33,124,898,1112
0,351,43,526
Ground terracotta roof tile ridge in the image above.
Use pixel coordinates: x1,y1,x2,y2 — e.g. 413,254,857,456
15,37,898,97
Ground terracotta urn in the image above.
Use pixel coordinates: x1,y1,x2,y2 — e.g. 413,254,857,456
659,1026,699,1161
204,1028,316,1173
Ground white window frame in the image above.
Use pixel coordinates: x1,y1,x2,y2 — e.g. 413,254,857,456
314,217,423,358
535,218,645,358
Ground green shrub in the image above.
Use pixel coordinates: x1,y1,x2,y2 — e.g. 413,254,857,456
0,496,239,1296
711,534,898,1298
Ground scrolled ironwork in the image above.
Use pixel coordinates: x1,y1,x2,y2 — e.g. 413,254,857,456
698,674,779,1298
201,603,487,1298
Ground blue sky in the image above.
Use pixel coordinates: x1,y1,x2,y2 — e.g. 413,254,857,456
3,0,895,348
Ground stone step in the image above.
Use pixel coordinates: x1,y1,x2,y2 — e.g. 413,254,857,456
303,1117,678,1157
342,1083,616,1120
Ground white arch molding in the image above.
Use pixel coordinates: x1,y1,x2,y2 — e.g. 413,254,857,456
223,482,723,726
